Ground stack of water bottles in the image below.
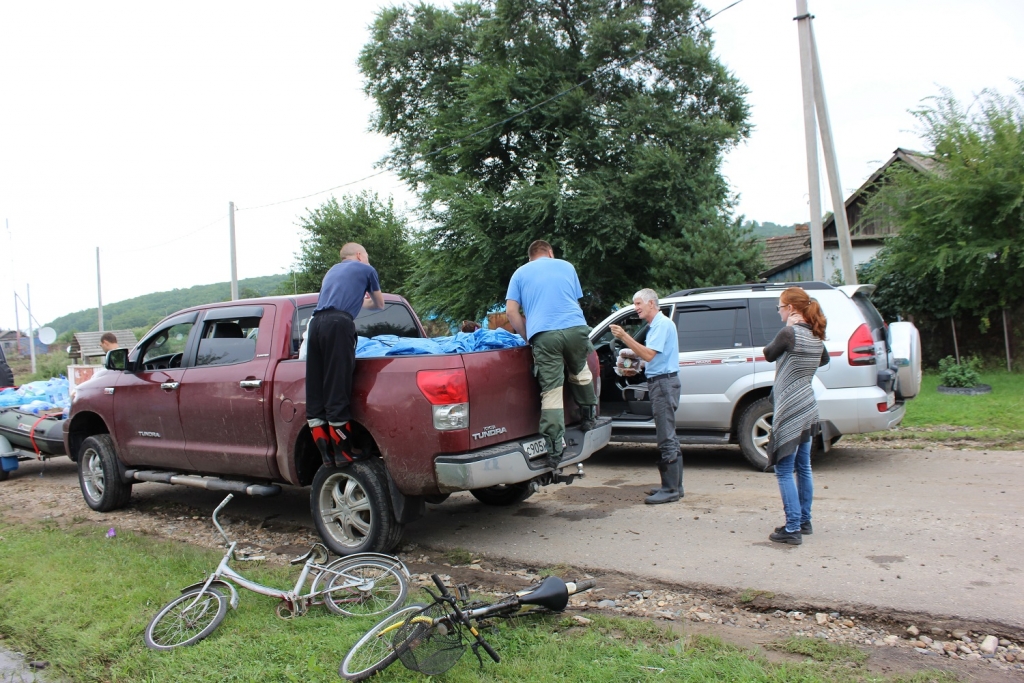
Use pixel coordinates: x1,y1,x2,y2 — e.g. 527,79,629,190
0,377,71,417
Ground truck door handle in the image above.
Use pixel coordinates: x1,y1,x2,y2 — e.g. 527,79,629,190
722,356,746,364
239,380,263,389
160,382,180,391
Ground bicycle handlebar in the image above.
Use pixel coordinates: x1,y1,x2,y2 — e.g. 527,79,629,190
430,574,500,664
431,573,450,596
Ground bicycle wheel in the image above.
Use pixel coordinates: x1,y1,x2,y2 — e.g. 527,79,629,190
145,587,228,651
340,604,425,681
321,557,409,617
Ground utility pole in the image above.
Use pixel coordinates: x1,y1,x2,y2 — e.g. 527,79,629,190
809,19,856,284
795,0,856,284
96,247,104,332
27,284,36,375
795,0,824,281
229,201,239,301
13,292,20,354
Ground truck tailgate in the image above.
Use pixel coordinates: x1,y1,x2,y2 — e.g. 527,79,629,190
462,346,540,449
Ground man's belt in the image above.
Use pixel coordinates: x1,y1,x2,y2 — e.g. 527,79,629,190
647,372,679,382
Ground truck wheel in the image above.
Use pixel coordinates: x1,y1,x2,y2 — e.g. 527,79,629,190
737,398,773,471
470,482,534,506
311,460,401,556
0,360,13,387
78,435,132,511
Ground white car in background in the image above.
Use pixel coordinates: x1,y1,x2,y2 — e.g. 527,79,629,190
590,282,922,470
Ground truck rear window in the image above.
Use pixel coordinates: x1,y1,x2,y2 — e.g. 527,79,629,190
293,302,422,355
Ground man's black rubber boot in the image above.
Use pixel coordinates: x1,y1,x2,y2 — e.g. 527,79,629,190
676,453,685,498
648,462,668,495
645,459,680,504
769,528,803,545
311,425,334,468
579,405,598,433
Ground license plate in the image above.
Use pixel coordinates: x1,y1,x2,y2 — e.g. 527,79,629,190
521,437,548,459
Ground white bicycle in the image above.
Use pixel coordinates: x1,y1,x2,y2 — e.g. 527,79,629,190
145,493,410,650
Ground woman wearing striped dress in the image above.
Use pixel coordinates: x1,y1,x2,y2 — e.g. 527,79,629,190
763,287,830,546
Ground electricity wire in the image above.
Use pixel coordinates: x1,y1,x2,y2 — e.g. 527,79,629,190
236,0,747,213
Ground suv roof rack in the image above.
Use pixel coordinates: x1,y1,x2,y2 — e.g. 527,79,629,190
667,281,834,298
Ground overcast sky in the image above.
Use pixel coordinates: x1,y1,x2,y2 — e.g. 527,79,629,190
2,0,1021,331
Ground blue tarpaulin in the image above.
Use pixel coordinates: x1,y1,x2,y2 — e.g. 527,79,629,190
355,329,526,359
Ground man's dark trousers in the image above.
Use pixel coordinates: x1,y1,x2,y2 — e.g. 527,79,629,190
306,310,357,425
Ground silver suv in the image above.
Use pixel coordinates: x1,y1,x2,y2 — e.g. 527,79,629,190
589,282,922,470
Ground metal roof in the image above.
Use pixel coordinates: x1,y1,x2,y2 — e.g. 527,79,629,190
69,330,139,360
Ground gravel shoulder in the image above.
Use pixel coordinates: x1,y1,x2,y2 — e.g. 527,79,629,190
2,443,1023,680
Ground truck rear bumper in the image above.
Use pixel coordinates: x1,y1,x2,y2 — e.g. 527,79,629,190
434,418,612,492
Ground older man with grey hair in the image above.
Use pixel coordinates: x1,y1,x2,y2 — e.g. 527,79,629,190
610,288,683,504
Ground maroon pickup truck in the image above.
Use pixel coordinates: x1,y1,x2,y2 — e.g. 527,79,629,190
64,294,611,555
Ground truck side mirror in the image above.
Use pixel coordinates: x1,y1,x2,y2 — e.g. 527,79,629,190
106,348,129,371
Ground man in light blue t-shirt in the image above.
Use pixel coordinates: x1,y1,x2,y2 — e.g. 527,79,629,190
506,240,598,477
611,288,683,504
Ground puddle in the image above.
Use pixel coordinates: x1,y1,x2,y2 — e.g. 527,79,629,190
513,507,546,518
553,508,610,521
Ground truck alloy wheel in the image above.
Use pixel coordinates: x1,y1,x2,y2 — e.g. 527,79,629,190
78,434,133,511
311,460,400,556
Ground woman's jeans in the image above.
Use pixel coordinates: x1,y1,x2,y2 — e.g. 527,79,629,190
775,440,813,532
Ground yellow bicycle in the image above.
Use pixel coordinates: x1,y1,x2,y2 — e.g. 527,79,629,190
340,573,596,680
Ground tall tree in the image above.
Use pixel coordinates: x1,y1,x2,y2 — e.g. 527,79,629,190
360,0,759,323
291,192,413,296
865,83,1024,329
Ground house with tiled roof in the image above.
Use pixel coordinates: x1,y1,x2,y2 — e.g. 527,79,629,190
758,147,935,282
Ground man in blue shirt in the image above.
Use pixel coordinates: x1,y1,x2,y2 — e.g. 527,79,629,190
506,240,598,477
307,243,384,467
611,288,683,504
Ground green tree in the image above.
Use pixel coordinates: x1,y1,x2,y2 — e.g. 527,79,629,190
864,83,1024,329
291,192,413,296
360,0,759,323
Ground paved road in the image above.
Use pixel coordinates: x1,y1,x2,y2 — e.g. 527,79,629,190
6,443,1023,634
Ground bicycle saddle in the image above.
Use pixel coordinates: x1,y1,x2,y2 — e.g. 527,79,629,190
289,544,329,566
518,576,569,612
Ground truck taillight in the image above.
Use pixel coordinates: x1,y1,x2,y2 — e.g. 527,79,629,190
416,369,469,405
848,324,876,366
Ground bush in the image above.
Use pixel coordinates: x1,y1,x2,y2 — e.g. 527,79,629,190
938,356,982,388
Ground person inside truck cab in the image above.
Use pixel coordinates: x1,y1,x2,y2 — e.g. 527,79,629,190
100,332,118,353
306,242,385,468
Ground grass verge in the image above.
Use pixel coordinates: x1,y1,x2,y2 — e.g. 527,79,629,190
0,518,945,682
846,372,1024,449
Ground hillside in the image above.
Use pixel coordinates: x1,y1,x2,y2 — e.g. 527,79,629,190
45,274,293,335
745,220,799,238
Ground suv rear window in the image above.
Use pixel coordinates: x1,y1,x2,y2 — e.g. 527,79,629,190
851,292,886,339
675,304,751,352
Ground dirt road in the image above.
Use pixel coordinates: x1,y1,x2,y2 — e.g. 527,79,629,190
3,443,1022,638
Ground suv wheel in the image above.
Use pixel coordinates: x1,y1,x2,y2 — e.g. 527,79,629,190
737,398,773,471
78,435,133,511
311,460,402,556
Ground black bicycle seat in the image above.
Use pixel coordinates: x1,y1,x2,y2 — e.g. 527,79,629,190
518,576,569,612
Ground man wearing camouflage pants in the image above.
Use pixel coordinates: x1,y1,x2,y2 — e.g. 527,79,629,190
506,240,598,477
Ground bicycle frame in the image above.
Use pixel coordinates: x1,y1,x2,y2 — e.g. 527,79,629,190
181,494,405,618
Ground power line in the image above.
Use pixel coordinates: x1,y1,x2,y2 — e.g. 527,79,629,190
235,0,747,213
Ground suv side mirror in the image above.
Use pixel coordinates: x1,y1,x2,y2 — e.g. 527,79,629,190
106,348,129,371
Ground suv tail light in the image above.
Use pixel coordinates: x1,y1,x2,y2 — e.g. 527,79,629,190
848,324,876,366
417,369,470,430
416,369,469,404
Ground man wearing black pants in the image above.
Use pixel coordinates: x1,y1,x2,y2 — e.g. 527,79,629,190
306,243,384,467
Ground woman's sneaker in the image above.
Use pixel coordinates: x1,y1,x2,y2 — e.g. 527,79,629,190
769,528,803,545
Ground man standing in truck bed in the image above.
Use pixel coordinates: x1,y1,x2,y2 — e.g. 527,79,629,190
506,240,598,476
306,242,385,467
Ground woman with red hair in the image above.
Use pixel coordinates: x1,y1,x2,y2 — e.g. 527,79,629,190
763,286,830,545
